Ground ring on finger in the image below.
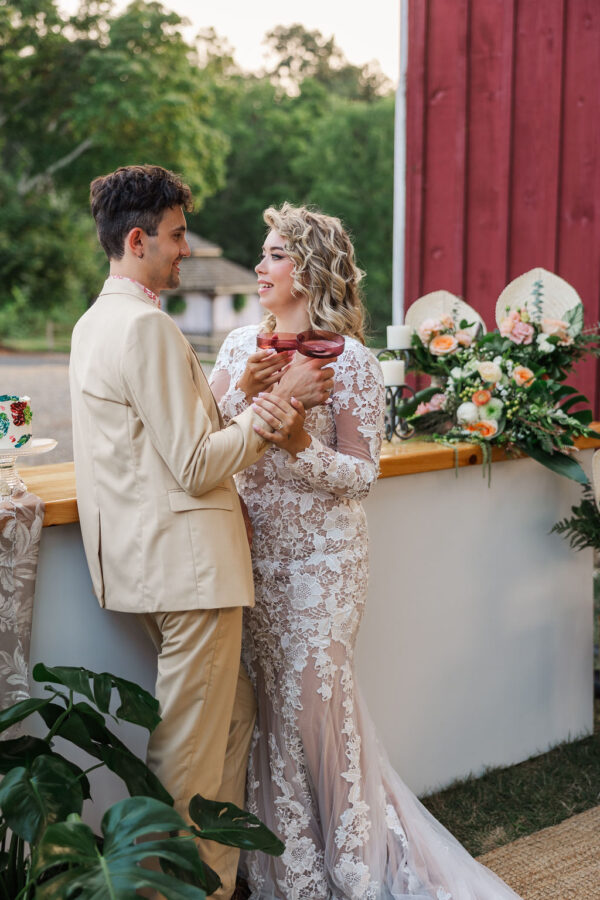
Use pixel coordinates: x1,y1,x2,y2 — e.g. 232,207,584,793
276,421,285,431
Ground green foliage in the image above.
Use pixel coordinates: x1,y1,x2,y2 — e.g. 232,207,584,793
33,799,210,899
0,0,229,317
189,796,284,855
1,6,396,334
551,484,600,551
0,663,284,899
299,96,395,337
264,24,391,100
167,294,188,316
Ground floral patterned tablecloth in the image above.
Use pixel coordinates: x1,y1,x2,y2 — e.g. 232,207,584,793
0,492,45,737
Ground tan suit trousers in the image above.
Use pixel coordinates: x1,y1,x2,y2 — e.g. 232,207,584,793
141,606,256,900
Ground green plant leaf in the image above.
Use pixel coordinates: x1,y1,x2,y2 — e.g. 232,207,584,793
571,409,593,425
0,737,91,799
161,856,222,895
522,444,590,484
559,393,590,414
92,673,112,713
32,664,160,731
396,386,440,419
0,756,83,844
564,303,584,335
96,745,172,804
188,795,284,856
0,697,56,736
33,799,208,899
37,704,172,805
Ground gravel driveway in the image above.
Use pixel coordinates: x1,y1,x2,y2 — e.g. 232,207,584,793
0,352,73,467
0,350,214,468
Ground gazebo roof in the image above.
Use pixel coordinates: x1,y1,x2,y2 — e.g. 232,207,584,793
164,232,257,295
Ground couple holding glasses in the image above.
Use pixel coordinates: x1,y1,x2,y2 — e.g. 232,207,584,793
70,165,521,900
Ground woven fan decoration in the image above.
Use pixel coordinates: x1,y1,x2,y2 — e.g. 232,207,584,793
495,268,582,327
405,290,486,336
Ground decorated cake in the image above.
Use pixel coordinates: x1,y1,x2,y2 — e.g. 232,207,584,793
0,396,33,450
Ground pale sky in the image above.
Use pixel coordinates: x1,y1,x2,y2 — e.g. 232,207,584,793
58,0,400,82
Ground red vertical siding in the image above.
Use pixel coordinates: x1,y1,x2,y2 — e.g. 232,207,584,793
508,1,565,276
556,0,600,408
405,0,600,411
420,0,469,296
464,0,515,308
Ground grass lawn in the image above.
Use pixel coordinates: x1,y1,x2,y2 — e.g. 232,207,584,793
420,698,600,856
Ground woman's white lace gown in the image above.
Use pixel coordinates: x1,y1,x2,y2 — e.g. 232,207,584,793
211,325,521,900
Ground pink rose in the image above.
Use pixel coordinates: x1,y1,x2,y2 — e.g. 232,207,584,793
415,393,446,415
509,321,535,345
499,310,520,337
418,318,442,342
455,329,473,347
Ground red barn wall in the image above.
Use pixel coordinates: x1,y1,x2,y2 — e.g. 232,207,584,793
405,0,600,411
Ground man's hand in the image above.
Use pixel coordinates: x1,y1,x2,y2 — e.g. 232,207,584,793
273,355,334,409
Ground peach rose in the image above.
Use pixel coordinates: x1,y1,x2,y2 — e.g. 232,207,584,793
429,334,458,355
455,329,474,347
513,365,535,387
472,389,492,406
440,314,455,330
466,420,498,439
541,318,573,345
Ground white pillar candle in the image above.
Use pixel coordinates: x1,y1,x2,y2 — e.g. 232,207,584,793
386,324,412,349
380,359,405,386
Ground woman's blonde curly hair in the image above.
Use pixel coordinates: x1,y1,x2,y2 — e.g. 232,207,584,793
261,203,366,344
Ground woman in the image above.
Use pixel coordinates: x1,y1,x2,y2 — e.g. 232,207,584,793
210,203,521,900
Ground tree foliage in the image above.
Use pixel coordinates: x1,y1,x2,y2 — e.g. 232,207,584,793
0,7,395,334
0,0,228,318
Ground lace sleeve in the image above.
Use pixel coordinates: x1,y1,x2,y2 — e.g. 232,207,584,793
282,343,385,500
210,331,249,424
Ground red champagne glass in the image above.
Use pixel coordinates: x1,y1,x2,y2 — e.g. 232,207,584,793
296,329,345,358
256,332,298,352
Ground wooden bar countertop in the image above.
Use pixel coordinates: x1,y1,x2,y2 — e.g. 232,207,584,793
24,427,600,527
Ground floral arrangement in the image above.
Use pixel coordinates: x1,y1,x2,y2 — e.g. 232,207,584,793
409,314,481,379
403,272,600,484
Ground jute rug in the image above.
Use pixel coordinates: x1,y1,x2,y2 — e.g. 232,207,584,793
477,806,600,899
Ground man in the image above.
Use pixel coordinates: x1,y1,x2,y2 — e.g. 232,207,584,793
69,164,333,898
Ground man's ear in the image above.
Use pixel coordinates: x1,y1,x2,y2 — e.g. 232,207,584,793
126,227,145,259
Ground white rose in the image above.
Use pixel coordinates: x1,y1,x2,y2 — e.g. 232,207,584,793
456,402,479,425
476,361,503,383
536,333,555,353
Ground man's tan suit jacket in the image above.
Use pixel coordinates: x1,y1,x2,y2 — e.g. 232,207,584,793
69,277,265,614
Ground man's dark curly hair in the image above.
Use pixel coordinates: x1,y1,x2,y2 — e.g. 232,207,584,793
90,165,194,260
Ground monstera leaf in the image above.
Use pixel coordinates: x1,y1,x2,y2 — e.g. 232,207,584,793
0,756,83,844
32,664,160,731
189,795,284,855
32,796,208,899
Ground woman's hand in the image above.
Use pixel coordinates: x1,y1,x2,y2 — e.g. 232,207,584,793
252,393,311,459
237,350,294,403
